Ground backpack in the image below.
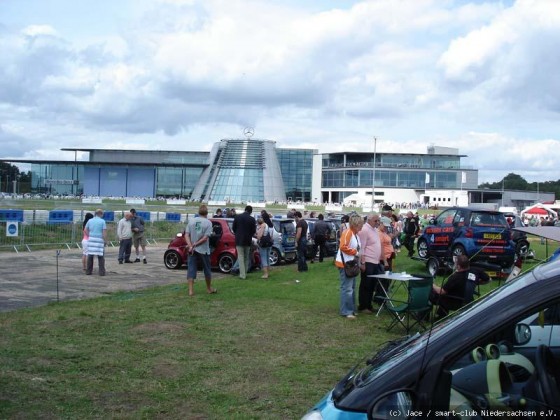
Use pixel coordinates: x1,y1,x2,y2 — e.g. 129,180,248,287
258,226,273,248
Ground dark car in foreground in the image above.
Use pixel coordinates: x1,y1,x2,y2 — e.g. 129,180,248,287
417,207,516,275
303,258,560,418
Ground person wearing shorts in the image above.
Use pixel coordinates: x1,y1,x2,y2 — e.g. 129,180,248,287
130,208,147,264
185,204,217,297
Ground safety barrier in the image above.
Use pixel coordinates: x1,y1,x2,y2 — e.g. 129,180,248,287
48,210,74,224
0,209,24,222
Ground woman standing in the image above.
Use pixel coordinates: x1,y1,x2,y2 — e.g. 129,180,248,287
335,214,363,319
256,210,274,279
81,212,94,272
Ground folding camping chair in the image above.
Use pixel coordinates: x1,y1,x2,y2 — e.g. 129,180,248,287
383,275,434,335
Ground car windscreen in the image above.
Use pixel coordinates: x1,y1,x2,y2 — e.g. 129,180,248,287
273,220,295,235
353,266,541,388
470,212,508,227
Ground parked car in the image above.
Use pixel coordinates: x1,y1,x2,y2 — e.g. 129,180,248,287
305,218,338,259
269,218,297,266
504,212,532,258
417,207,516,276
303,257,560,418
163,217,259,274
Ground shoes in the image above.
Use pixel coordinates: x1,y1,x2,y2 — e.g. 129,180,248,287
345,314,357,320
119,261,123,264
359,308,374,314
99,273,106,277
124,260,133,263
134,258,141,263
143,259,147,264
261,275,269,279
207,288,218,294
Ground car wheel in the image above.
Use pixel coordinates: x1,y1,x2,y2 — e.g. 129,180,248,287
452,244,466,257
427,257,439,277
417,239,429,259
269,248,280,266
218,252,235,274
164,250,182,269
516,240,530,258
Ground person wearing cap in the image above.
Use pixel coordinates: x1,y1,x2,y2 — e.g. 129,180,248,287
130,208,147,264
403,211,420,258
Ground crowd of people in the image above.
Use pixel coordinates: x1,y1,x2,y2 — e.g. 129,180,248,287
81,208,150,276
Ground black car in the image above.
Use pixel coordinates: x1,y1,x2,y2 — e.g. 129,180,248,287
303,257,560,418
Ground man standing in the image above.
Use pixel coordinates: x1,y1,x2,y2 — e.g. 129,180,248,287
312,214,331,263
403,211,420,257
294,211,308,272
130,208,147,264
232,205,256,279
357,213,383,313
117,212,133,264
85,208,107,276
185,204,217,296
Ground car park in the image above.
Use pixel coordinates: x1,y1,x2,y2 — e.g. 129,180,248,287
417,207,516,277
303,257,560,418
163,217,259,273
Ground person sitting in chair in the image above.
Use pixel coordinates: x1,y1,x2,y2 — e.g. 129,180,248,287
430,255,489,318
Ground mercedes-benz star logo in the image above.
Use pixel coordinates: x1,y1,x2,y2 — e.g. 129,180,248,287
243,127,254,138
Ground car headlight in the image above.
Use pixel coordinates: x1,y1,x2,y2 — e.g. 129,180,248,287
301,410,324,420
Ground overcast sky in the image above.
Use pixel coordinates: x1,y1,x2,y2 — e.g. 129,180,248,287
1,0,558,184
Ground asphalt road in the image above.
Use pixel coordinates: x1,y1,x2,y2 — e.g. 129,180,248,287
0,245,205,313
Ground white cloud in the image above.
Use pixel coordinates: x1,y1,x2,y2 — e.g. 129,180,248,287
0,0,558,183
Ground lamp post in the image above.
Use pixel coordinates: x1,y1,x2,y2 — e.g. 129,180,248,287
371,136,377,210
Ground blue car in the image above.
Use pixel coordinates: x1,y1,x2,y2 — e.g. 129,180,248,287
303,257,560,418
417,207,516,276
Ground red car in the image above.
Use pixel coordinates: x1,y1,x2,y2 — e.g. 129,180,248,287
163,218,260,274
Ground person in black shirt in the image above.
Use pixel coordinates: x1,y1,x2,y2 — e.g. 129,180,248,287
232,205,256,279
403,211,419,257
294,211,308,272
430,255,489,318
312,214,331,263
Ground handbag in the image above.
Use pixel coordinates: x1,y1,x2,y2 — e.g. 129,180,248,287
340,234,360,278
258,226,273,248
342,255,360,278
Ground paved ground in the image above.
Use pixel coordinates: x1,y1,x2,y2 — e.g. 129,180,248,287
0,245,212,313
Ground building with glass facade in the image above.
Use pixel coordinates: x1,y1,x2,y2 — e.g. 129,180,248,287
2,141,317,202
4,143,549,208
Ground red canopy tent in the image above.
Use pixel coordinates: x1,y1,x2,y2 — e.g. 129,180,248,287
524,207,549,215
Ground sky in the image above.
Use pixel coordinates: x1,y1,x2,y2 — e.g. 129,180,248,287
1,0,559,184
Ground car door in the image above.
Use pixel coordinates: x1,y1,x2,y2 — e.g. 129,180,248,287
423,209,457,257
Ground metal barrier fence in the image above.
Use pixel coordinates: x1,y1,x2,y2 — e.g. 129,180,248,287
0,212,189,253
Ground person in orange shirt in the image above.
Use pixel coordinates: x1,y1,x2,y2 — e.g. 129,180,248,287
379,217,395,272
335,214,364,319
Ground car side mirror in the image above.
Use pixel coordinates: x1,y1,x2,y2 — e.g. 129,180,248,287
369,390,414,419
514,323,531,345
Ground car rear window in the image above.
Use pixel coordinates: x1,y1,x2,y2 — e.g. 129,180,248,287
470,212,508,227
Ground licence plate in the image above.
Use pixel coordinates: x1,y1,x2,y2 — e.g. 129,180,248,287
483,233,501,239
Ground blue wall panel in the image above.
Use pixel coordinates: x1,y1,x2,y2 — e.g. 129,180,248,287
127,168,155,197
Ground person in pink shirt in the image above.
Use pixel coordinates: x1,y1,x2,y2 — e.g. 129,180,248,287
357,213,383,313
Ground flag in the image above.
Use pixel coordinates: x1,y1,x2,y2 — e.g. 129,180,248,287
425,173,430,184
461,171,467,184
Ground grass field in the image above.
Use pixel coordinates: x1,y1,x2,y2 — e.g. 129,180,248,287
0,232,555,418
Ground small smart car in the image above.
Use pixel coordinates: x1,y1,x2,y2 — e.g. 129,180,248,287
303,257,560,418
164,217,260,273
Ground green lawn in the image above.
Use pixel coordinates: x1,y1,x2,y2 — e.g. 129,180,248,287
0,238,553,419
